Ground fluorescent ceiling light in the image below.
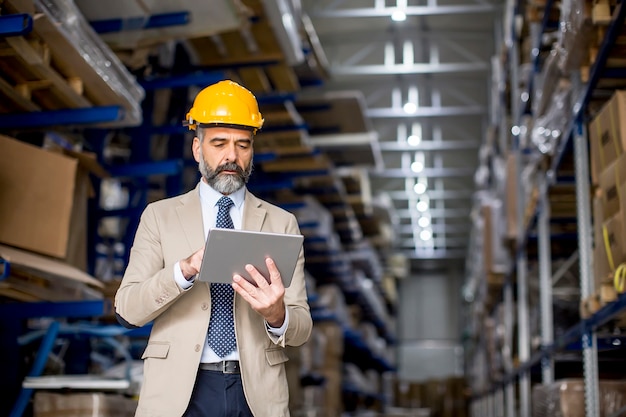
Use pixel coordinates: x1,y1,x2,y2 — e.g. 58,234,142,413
418,216,431,227
413,182,427,194
407,134,421,146
416,200,429,212
391,9,407,21
410,161,424,173
403,102,417,114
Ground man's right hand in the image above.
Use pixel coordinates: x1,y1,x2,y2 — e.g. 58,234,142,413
179,246,205,281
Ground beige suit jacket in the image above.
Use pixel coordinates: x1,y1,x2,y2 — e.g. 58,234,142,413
115,185,312,417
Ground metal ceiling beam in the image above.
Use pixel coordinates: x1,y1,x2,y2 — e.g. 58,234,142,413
395,208,471,217
385,190,474,199
318,29,492,44
367,106,485,118
392,248,468,260
370,167,474,178
311,5,497,18
378,140,480,151
308,131,378,146
398,224,471,234
399,237,469,247
332,62,488,76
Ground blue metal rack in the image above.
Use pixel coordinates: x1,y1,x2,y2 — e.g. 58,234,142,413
0,13,33,37
106,159,184,178
0,257,10,280
140,71,226,90
0,300,109,319
8,320,153,417
311,310,394,373
491,291,626,389
471,2,626,416
549,0,626,176
90,11,190,34
0,106,124,129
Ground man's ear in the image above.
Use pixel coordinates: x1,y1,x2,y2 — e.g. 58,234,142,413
192,136,201,162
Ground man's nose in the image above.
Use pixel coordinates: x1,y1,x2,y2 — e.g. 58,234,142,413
224,143,238,161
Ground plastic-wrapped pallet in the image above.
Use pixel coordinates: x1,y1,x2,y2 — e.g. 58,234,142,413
532,379,626,417
5,0,144,126
38,0,144,125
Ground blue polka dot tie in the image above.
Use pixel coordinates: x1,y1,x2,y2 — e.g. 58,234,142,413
207,196,237,358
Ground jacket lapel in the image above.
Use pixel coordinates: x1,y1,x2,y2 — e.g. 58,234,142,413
242,191,266,232
176,184,205,252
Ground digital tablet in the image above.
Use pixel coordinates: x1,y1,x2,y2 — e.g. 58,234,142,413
198,228,304,287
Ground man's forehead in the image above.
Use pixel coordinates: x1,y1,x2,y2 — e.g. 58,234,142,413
200,126,253,140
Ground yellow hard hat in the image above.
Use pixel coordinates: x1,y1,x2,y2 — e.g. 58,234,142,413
185,80,264,133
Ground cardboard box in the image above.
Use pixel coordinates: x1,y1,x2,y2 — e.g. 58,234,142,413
598,152,626,219
601,212,626,274
505,153,518,240
593,196,612,286
34,392,136,417
588,90,626,184
532,379,626,417
482,202,510,275
0,135,105,269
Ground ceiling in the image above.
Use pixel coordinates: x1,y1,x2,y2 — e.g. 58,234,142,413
299,0,503,269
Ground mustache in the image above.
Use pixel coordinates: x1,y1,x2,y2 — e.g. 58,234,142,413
216,162,245,175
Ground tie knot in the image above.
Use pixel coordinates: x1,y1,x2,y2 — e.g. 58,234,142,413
217,196,234,210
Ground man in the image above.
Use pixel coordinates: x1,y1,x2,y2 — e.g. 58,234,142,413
115,80,313,417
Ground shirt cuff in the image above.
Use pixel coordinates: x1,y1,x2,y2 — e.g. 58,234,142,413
174,262,194,290
266,307,289,336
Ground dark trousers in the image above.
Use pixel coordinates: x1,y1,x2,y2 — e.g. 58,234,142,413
183,369,254,417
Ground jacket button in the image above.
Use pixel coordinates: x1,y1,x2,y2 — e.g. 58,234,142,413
195,344,201,352
201,302,208,311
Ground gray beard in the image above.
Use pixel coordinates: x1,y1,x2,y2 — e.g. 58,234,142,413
199,155,252,195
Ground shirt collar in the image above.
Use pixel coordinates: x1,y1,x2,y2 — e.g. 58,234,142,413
198,179,245,210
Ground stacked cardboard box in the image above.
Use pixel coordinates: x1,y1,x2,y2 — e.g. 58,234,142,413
34,392,136,417
588,91,626,289
390,377,467,417
0,135,105,301
532,379,626,417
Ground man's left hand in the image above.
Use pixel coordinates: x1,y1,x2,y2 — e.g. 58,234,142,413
232,257,286,327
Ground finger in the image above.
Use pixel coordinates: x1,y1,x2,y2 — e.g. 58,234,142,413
265,258,283,287
245,264,270,288
192,245,205,269
232,276,259,304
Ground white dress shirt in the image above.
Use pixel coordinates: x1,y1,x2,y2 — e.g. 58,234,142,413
173,181,288,363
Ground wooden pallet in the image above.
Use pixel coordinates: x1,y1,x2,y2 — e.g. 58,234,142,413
0,1,141,121
0,262,103,302
580,282,618,319
591,0,619,25
186,0,300,94
580,5,626,85
0,33,89,112
525,0,561,23
258,153,332,173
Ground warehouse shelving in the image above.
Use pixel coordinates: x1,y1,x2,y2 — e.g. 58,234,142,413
469,1,626,417
0,4,393,415
0,2,399,416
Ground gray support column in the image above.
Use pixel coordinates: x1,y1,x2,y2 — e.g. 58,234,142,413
516,251,531,417
538,176,554,384
573,119,599,417
504,281,515,417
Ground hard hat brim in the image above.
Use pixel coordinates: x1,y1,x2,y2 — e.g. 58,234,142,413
197,122,259,132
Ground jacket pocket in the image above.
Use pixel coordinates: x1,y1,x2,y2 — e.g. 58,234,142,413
141,341,170,359
265,347,288,366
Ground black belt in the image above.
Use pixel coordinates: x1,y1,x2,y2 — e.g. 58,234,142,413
199,361,240,374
